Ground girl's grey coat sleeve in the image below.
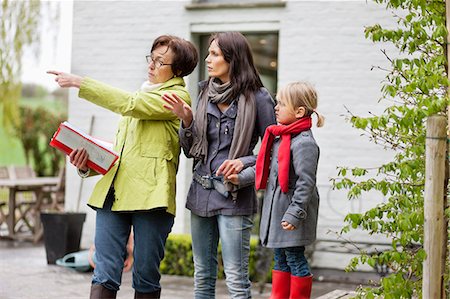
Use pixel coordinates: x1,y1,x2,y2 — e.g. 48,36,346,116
281,136,319,228
237,165,256,188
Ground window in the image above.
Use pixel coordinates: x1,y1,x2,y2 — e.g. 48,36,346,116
194,0,279,3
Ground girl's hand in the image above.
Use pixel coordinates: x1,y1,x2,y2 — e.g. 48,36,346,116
216,159,244,179
47,70,82,88
69,148,89,172
162,93,193,127
281,221,296,230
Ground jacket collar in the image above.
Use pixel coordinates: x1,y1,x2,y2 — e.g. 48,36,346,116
160,77,185,89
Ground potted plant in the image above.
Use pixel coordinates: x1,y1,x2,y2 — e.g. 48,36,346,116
40,167,87,264
40,212,86,264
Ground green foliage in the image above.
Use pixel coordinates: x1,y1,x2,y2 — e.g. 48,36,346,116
0,105,26,165
161,234,195,276
21,83,49,98
161,234,264,281
14,105,66,176
332,0,449,297
0,0,41,132
0,91,67,166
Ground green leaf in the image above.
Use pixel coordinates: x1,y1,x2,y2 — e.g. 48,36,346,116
331,0,449,296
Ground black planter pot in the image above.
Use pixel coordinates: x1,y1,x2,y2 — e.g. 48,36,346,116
40,212,86,264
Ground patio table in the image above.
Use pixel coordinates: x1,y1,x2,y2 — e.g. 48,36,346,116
0,177,60,241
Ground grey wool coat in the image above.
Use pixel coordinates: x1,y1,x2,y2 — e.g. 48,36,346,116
239,129,320,248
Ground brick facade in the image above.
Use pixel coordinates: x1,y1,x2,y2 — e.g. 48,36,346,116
69,1,394,270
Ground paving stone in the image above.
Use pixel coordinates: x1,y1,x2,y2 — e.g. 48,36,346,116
0,240,366,299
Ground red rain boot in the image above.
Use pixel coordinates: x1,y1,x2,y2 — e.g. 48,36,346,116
270,270,291,299
289,275,313,299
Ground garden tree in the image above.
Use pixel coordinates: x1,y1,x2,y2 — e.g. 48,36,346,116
15,105,66,176
332,0,449,298
21,83,49,98
0,0,41,132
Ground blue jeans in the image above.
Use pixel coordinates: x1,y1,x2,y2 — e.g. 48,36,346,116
273,246,311,277
191,213,253,299
92,191,174,293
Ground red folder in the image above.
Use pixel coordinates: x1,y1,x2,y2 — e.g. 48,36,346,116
50,122,119,175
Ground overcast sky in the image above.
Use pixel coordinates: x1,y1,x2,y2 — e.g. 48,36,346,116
21,1,73,91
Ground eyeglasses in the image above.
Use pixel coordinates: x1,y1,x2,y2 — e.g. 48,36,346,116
146,55,172,69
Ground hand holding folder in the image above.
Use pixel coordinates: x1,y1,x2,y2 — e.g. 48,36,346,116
50,122,119,175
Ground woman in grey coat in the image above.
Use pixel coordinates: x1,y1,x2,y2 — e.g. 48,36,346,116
232,82,324,299
163,32,276,299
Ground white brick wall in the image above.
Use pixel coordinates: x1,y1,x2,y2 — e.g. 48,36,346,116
69,0,396,270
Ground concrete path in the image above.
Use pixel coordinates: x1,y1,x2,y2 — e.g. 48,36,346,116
0,240,366,299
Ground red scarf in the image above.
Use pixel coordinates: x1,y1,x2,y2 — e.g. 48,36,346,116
256,117,312,193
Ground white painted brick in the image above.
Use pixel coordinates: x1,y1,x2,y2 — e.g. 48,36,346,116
68,1,399,268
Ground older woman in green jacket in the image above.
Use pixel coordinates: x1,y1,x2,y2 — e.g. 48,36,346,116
48,35,198,299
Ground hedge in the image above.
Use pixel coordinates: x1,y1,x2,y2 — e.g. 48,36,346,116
161,234,273,282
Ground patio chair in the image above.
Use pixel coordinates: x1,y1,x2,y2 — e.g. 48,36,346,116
9,166,38,234
0,166,8,179
31,167,66,243
0,165,37,236
8,165,36,179
0,165,63,241
41,167,65,211
0,166,9,228
0,202,6,231
0,167,8,232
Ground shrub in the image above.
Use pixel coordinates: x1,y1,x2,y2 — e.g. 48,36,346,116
161,234,270,282
21,83,49,98
15,105,66,176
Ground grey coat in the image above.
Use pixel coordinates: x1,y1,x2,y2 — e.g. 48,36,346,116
180,86,276,217
239,129,320,248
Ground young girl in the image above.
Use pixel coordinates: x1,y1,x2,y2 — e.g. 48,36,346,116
232,81,324,299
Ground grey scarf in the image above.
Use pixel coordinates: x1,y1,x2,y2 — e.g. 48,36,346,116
190,79,256,198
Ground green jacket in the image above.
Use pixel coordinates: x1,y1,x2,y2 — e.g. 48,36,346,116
78,77,191,215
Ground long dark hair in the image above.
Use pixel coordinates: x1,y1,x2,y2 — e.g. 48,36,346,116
205,32,263,100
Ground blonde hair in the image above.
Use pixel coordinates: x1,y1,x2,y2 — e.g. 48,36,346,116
277,81,325,127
